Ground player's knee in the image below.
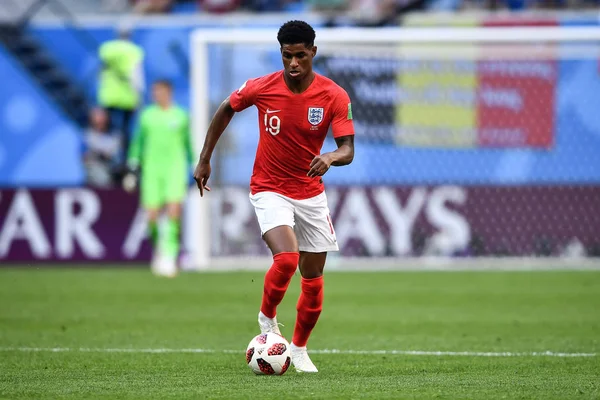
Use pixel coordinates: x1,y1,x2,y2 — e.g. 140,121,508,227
298,252,326,279
146,209,160,222
166,208,181,220
273,252,299,270
299,266,323,279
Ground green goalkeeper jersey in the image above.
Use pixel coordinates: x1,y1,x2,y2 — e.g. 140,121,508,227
128,104,193,175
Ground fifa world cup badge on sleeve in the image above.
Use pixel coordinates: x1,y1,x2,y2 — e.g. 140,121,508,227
308,107,324,125
347,103,353,120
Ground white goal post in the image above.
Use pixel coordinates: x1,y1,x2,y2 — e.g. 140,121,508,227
189,26,600,271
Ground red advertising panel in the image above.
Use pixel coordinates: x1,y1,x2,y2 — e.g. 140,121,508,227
477,18,558,148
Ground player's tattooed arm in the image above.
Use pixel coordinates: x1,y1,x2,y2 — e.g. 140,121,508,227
194,96,236,196
307,135,354,178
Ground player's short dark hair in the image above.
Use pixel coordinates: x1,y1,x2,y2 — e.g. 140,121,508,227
277,20,316,48
153,79,172,89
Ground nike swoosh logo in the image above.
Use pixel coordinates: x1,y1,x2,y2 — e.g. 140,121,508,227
266,109,281,114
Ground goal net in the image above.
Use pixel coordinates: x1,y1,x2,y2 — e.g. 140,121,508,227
188,26,600,270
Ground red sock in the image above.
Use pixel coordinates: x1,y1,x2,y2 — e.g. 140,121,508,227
260,252,299,319
292,276,324,347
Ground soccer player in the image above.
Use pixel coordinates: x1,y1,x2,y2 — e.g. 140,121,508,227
97,25,145,159
124,79,194,277
193,20,355,372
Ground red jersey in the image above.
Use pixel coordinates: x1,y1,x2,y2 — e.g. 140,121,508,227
229,71,355,200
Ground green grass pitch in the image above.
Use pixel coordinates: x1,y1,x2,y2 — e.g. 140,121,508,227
0,267,599,399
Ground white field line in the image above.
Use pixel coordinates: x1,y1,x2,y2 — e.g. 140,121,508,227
0,347,596,358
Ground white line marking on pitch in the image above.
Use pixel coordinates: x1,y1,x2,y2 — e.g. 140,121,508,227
0,347,596,357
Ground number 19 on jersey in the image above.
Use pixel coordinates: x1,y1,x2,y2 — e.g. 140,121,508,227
264,114,281,136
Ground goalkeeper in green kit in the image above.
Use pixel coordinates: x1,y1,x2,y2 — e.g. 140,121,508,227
123,80,194,277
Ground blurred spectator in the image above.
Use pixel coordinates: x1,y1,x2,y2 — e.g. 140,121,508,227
131,0,174,13
198,0,242,12
102,0,130,12
305,0,425,26
241,0,293,11
97,24,145,164
348,0,397,25
304,0,349,25
305,0,349,11
83,108,123,187
343,0,426,26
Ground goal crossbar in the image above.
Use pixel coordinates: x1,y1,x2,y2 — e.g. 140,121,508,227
192,26,600,45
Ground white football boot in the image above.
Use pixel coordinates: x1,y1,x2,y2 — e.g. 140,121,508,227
153,254,177,278
160,255,178,278
290,343,318,373
150,251,162,275
258,311,282,335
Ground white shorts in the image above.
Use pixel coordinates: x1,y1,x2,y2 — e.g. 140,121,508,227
249,191,338,253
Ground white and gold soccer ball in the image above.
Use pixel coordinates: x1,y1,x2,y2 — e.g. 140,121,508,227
245,332,291,375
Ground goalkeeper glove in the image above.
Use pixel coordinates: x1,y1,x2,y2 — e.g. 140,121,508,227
122,164,139,193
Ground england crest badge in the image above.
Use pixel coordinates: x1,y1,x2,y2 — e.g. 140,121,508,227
308,107,324,126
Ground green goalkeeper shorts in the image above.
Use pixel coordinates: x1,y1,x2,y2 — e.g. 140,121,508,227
140,170,188,209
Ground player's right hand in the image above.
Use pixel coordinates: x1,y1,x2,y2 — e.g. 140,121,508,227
193,161,212,197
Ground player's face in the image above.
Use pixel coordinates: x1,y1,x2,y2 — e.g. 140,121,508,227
153,84,172,107
281,43,316,81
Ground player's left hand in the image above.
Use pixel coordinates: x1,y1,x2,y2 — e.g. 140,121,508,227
307,154,333,178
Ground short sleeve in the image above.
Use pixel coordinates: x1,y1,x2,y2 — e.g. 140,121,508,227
331,88,355,138
229,77,260,112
